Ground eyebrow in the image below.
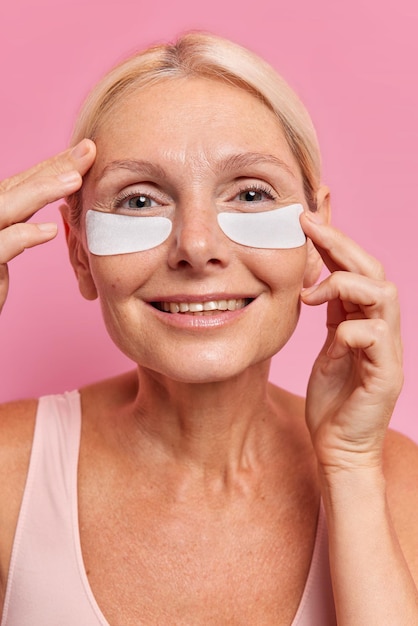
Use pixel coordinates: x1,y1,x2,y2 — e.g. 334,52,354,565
95,160,167,182
96,152,296,182
216,153,296,178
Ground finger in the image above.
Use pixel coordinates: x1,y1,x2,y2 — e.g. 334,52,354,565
327,319,403,388
0,264,9,315
0,139,96,227
0,139,95,193
301,271,400,336
301,271,398,315
0,172,82,228
302,272,402,364
300,212,385,280
0,222,58,264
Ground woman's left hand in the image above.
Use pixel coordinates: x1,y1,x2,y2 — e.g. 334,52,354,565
300,212,403,474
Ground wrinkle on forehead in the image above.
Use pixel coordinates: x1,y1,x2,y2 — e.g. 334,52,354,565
92,78,302,187
94,159,167,184
95,151,298,184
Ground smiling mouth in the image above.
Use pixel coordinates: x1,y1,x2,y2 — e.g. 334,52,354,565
152,298,253,315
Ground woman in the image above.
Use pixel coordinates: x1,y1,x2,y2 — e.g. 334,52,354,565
0,32,417,625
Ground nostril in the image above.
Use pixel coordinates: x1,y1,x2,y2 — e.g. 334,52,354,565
167,219,230,271
173,257,222,269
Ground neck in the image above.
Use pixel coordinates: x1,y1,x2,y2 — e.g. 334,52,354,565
124,360,285,475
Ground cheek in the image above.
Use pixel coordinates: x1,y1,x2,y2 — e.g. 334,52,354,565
255,248,307,354
251,246,308,292
87,249,161,297
86,255,152,355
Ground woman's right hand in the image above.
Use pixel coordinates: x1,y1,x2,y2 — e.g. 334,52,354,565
0,139,96,313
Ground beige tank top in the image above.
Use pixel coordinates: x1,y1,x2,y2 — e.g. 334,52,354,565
1,391,336,625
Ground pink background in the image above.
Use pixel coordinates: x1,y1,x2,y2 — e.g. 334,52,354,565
1,0,417,440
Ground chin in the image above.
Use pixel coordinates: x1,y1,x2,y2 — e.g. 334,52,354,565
106,317,293,384
139,345,276,385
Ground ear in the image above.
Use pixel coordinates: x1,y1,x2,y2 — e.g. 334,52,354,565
59,204,98,301
302,185,331,288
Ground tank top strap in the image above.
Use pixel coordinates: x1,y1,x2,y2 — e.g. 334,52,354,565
1,391,108,626
291,501,337,625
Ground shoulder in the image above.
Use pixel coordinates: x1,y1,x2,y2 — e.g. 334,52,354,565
0,399,38,596
80,370,139,418
383,429,418,581
0,397,38,463
0,398,38,514
383,428,418,491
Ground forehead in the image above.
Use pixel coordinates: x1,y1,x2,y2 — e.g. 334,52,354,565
92,77,299,174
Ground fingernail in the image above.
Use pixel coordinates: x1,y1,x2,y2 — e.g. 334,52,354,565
71,139,90,160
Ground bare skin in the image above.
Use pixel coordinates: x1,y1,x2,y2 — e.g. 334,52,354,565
0,376,321,625
1,379,417,625
0,78,418,625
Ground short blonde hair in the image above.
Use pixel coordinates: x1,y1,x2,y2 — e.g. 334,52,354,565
68,32,321,226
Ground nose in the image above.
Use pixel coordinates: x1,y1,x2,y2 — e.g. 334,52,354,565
167,202,231,273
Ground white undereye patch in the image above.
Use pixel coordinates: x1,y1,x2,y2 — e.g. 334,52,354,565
217,203,305,249
85,203,305,256
85,210,172,255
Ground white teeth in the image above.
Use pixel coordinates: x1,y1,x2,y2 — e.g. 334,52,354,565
188,302,204,312
159,298,247,313
203,301,218,311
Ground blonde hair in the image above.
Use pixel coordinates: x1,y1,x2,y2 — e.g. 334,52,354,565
68,32,321,226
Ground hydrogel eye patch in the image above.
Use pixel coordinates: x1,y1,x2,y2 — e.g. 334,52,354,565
217,203,305,249
85,203,305,256
85,210,173,255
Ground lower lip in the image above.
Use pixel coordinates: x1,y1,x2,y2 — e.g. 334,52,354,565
147,303,251,329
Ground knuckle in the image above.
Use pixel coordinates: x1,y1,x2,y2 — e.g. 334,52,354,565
32,176,51,196
371,318,389,339
327,271,344,289
389,368,404,397
370,258,385,280
380,280,398,303
0,175,17,194
334,319,351,339
29,152,64,176
47,156,68,177
11,223,30,250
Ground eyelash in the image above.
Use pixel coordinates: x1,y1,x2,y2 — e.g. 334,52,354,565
111,182,278,210
113,188,164,210
233,183,277,202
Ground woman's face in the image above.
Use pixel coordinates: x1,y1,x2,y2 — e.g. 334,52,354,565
77,77,318,383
